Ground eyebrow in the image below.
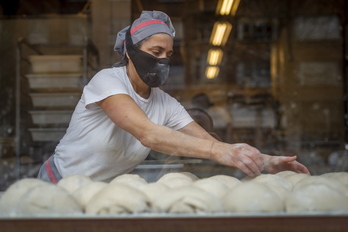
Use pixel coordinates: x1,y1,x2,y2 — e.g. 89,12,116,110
151,45,174,54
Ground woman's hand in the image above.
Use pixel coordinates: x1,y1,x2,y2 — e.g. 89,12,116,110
262,155,310,175
210,143,265,176
210,142,310,176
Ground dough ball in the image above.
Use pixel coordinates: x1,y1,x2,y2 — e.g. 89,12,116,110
58,174,92,194
110,174,148,189
152,186,224,213
0,178,49,216
222,182,284,213
207,175,241,189
267,185,290,202
285,183,348,213
158,177,193,189
284,173,310,185
72,181,108,209
193,178,229,198
17,184,83,215
141,182,170,203
241,175,254,182
295,176,348,196
179,172,200,181
321,172,348,186
250,174,293,191
86,183,151,215
157,173,196,188
157,172,198,182
244,174,292,201
275,170,297,178
247,174,292,202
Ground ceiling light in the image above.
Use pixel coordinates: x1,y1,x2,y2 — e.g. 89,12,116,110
207,49,223,66
205,66,220,79
216,0,241,16
210,21,232,46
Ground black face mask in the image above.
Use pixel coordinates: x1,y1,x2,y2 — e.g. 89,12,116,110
125,28,170,87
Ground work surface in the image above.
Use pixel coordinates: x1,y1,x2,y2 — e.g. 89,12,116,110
1,213,348,232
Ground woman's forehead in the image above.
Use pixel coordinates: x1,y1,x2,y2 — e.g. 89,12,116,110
143,33,173,48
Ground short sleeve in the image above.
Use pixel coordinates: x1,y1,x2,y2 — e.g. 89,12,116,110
163,94,193,130
82,68,129,109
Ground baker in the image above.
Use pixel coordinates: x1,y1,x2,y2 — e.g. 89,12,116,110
37,10,309,184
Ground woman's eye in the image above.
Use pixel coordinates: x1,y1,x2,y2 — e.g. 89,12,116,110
152,51,161,56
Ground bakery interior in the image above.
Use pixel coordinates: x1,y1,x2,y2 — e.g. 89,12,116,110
0,0,348,231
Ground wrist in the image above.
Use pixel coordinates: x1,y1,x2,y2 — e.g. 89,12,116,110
209,141,215,160
262,154,272,170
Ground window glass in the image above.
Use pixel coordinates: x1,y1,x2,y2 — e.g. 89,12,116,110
0,0,347,192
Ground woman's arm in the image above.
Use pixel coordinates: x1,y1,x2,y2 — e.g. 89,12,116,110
98,94,309,176
98,94,215,160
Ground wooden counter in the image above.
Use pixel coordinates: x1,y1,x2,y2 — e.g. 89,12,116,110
1,213,348,232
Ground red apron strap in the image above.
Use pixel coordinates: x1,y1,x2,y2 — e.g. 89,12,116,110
45,157,58,184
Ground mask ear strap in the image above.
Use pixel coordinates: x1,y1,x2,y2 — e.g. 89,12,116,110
125,26,138,55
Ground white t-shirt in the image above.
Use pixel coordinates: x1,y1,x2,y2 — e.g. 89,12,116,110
54,66,193,182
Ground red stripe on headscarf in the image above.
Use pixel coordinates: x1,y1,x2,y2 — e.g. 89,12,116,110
130,20,168,35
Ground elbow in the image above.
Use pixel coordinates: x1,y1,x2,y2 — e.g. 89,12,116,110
138,131,158,149
136,125,171,150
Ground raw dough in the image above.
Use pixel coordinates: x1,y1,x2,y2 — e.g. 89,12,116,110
193,178,229,198
72,181,108,209
0,178,49,216
243,174,293,201
156,173,196,188
222,182,284,213
241,175,254,182
285,182,348,213
157,172,199,182
275,170,297,178
17,184,83,215
207,175,241,189
140,182,170,203
295,176,348,195
86,183,151,214
58,174,92,194
321,172,348,186
284,173,310,185
110,174,148,189
152,186,224,213
157,177,193,188
178,172,200,181
250,174,293,191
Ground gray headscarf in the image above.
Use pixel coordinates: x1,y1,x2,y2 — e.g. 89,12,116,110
114,10,176,59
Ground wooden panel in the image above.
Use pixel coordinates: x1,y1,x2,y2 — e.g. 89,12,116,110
1,215,348,232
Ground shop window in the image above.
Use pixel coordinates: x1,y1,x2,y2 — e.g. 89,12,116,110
235,61,271,88
294,16,341,41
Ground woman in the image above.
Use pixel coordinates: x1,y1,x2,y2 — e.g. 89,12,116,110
38,10,309,184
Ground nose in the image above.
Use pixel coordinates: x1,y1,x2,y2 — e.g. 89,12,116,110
159,57,170,64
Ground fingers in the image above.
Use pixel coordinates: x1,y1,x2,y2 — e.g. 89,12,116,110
282,155,297,162
235,154,263,176
237,160,260,176
238,144,264,175
282,156,310,174
295,162,311,174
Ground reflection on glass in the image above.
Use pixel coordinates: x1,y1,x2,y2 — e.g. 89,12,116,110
205,66,220,79
210,21,232,46
207,49,223,66
216,0,241,16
